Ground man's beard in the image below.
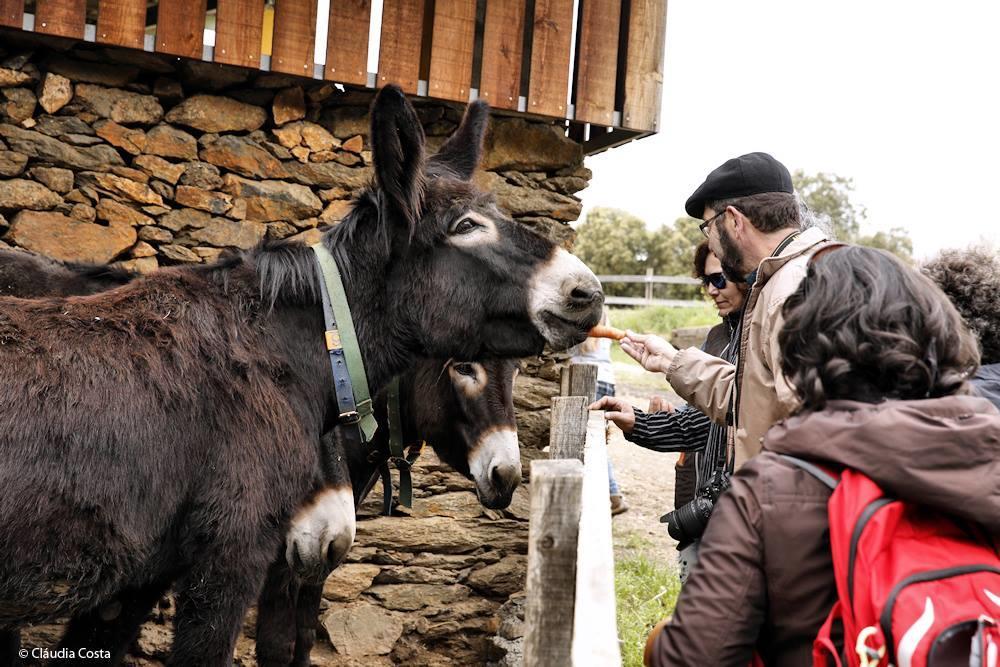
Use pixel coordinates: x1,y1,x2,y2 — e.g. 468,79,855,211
717,223,747,280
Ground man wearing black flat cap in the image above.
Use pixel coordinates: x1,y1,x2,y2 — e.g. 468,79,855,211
611,152,833,470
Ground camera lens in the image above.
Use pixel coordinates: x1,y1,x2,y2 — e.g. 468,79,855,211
664,497,715,543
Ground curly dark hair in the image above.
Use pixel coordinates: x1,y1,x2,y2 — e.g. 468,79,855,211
693,240,711,279
921,246,1000,365
779,245,979,412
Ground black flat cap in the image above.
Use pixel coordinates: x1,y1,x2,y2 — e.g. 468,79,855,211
685,152,793,218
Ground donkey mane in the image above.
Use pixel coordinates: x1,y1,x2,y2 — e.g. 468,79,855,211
233,191,385,311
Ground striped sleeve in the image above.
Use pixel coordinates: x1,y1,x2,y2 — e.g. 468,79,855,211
624,405,711,453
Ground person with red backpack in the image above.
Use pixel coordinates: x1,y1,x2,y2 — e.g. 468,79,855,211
644,245,1000,667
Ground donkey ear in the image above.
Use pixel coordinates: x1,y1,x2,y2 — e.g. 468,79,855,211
370,85,426,238
427,100,490,181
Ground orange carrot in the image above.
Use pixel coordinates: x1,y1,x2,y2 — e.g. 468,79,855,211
589,325,626,340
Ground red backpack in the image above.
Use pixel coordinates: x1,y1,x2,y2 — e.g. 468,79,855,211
781,455,1000,667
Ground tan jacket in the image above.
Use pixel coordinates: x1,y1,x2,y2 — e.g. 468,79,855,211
664,226,830,467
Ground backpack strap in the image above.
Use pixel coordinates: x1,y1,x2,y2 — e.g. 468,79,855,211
779,454,840,490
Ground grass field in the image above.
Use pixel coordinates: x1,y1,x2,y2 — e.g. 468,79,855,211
608,304,718,337
615,532,681,667
607,305,719,389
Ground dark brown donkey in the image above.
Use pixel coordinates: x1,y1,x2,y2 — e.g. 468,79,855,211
256,358,521,667
0,248,521,666
0,86,602,665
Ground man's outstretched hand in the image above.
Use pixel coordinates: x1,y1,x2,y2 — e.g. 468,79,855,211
620,330,679,374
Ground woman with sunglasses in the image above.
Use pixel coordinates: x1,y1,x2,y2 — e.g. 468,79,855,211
592,241,748,580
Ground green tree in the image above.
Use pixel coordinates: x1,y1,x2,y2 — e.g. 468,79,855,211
573,207,649,297
574,208,703,299
793,170,912,262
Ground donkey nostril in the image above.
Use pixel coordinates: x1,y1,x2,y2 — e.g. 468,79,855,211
326,542,339,567
570,286,596,302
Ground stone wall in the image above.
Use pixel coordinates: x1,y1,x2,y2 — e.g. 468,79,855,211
2,34,586,666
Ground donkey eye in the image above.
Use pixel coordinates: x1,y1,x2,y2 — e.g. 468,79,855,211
451,218,480,235
454,363,477,376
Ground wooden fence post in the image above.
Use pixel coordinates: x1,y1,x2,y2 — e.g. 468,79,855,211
563,362,598,401
571,411,622,665
523,458,584,666
645,266,654,302
549,396,588,461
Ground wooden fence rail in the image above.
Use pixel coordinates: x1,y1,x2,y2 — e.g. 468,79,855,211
0,0,668,145
524,364,622,666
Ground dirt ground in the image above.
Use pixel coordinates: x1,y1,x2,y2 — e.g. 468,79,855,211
606,361,684,563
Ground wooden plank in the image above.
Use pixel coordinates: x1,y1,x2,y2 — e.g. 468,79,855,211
571,411,622,666
34,0,86,38
378,0,425,94
155,0,208,58
623,0,667,131
96,0,147,49
523,458,584,667
479,0,525,110
568,363,598,402
0,0,24,29
527,0,573,117
325,0,371,85
549,396,588,461
427,0,475,102
270,0,317,76
215,0,265,67
574,0,620,125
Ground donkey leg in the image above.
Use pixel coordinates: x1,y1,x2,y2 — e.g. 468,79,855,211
255,559,300,667
291,582,324,667
52,579,171,666
168,555,269,667
0,629,20,665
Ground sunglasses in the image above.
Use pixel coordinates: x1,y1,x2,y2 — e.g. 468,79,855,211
701,272,727,290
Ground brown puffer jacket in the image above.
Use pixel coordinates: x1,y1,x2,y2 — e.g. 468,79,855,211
647,395,1000,667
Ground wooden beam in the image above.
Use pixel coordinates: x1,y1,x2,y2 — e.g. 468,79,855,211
479,0,525,110
427,0,476,102
35,0,86,39
623,0,667,131
574,0,620,125
566,363,598,402
325,0,371,85
523,458,584,667
96,0,147,49
270,0,317,76
549,396,588,461
527,0,573,118
214,0,265,67
0,0,24,29
155,0,208,58
571,411,622,666
378,0,425,94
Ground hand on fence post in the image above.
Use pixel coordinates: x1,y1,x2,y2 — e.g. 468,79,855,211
589,396,635,434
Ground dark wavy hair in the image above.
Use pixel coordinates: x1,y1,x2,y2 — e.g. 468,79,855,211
708,192,800,233
921,246,1000,365
779,245,980,412
693,240,711,279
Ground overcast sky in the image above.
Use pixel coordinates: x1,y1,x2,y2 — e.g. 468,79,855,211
579,0,1000,260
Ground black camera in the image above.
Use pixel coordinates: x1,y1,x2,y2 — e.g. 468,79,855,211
660,470,731,545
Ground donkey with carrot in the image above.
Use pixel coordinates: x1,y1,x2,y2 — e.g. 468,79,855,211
0,247,522,666
0,86,601,665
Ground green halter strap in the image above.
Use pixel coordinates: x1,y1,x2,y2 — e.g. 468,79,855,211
311,243,378,443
